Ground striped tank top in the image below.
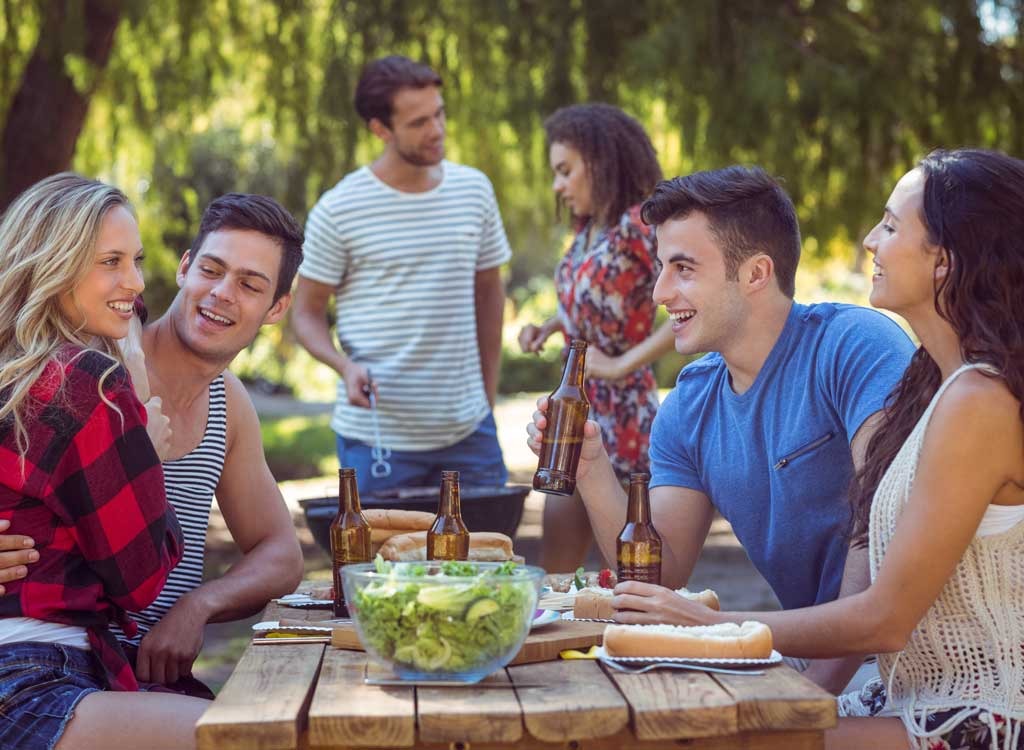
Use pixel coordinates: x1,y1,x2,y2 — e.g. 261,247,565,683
111,375,227,644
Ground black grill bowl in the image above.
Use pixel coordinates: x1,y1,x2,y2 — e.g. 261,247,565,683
299,485,531,556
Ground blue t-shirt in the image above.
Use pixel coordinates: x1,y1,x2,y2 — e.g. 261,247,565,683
650,302,916,610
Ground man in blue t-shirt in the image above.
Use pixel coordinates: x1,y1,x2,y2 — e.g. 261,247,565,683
528,166,915,692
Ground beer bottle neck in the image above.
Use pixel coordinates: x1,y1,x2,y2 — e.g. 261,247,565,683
438,482,462,518
561,346,587,389
339,475,362,514
626,485,651,524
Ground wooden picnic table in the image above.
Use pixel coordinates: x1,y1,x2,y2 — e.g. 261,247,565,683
196,598,837,750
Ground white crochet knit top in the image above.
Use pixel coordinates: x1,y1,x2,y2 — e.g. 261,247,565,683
869,363,1024,748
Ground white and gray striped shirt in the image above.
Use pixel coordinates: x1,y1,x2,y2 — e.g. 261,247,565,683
112,376,227,644
300,161,512,451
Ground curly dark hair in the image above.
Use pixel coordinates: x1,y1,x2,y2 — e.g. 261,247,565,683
543,103,662,229
849,148,1024,547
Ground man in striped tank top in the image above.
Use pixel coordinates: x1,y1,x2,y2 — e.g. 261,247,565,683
0,194,307,694
292,55,511,493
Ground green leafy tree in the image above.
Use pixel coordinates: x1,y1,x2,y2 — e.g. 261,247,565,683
2,1,1021,391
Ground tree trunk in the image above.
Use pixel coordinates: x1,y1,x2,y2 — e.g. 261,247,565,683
0,0,121,210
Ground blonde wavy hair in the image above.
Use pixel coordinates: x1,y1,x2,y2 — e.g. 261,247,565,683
0,172,133,458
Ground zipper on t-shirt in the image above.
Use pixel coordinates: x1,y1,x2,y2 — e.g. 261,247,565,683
774,431,835,469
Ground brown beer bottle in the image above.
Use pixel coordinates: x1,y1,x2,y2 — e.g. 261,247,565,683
330,467,372,616
616,473,662,585
533,339,590,496
427,470,470,561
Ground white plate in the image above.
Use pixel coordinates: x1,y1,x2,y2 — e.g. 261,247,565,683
251,620,336,633
273,594,334,608
531,609,561,629
595,645,782,666
560,611,614,624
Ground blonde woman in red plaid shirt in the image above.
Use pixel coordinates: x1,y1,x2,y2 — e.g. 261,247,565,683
0,174,208,749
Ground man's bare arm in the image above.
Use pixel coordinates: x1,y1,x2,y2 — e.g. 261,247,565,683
474,266,505,408
528,398,713,581
135,374,303,684
189,372,304,622
292,276,371,407
577,454,713,585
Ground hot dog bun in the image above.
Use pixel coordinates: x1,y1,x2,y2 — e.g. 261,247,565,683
378,531,514,562
679,587,720,611
572,586,720,620
603,621,773,659
363,509,435,540
573,588,614,619
362,509,436,554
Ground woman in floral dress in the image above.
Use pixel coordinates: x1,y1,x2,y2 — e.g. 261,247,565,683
519,104,674,572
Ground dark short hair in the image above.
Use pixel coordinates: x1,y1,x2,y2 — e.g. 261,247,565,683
641,167,801,297
354,55,443,127
543,103,662,229
188,193,304,302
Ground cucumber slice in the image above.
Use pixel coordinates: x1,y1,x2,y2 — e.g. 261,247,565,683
413,637,452,670
465,597,500,623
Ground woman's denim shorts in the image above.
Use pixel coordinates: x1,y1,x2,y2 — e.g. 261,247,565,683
0,642,104,750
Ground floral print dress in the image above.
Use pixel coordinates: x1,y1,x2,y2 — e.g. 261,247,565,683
554,205,660,481
839,679,1022,749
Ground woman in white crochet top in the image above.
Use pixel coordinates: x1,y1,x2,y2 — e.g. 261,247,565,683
612,149,1024,750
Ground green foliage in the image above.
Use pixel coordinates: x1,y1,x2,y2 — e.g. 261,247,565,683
499,348,565,394
1,0,1016,383
260,414,336,480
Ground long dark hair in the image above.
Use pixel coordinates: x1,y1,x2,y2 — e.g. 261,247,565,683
850,148,1024,546
543,103,662,229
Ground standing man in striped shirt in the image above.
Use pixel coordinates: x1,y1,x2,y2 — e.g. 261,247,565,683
293,55,512,492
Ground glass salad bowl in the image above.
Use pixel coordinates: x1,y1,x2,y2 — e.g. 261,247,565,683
342,559,545,683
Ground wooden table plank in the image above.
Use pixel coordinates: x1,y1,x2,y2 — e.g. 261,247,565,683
417,670,524,744
603,666,738,740
508,619,606,665
213,591,826,750
196,643,324,750
411,728,822,749
713,664,837,732
307,649,416,749
508,660,629,742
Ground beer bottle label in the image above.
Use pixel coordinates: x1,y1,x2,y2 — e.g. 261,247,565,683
617,562,662,585
427,532,469,561
617,540,662,585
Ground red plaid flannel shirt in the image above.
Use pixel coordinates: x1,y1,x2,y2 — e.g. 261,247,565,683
0,347,184,690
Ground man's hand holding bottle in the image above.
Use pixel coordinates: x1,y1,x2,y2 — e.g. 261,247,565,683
526,395,607,485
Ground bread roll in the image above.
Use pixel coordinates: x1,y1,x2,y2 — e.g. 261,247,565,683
678,587,720,611
363,509,434,536
362,509,436,554
468,533,516,561
603,621,773,659
573,586,719,620
378,531,514,562
573,588,614,619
